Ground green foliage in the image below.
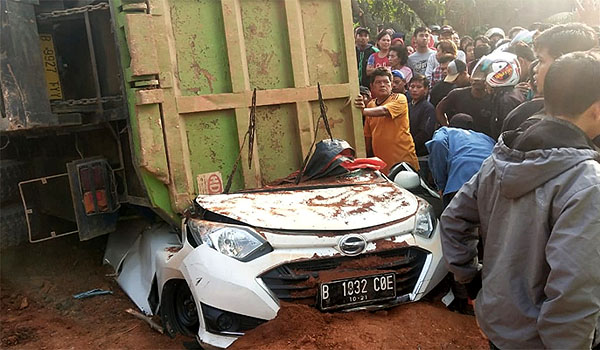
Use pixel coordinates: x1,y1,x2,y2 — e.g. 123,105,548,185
353,0,446,37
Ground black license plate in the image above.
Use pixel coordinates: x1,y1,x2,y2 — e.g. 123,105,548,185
319,273,396,310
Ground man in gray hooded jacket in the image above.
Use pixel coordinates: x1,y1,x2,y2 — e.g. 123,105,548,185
440,50,600,349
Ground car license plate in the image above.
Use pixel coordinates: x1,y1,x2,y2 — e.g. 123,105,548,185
319,273,396,310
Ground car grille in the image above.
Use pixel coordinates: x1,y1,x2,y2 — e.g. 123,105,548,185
260,247,428,306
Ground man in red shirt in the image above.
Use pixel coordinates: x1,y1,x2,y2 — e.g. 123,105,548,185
354,67,419,174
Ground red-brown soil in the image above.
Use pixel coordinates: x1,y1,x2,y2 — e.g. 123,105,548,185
230,301,487,350
1,222,487,350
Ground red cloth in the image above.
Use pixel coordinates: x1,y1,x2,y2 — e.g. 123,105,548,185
341,157,387,171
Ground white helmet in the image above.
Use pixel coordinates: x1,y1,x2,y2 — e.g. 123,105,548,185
485,27,505,39
472,51,521,87
510,29,535,46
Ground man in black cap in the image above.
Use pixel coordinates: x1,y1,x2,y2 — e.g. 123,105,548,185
430,58,470,107
355,27,378,87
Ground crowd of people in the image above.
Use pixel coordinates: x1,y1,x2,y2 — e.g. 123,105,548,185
354,21,600,350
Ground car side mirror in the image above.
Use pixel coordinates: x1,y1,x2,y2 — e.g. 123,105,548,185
393,171,420,190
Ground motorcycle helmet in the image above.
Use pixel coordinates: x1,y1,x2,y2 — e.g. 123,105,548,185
510,29,535,46
472,51,521,87
485,27,505,39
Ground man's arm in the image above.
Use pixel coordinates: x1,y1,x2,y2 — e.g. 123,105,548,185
439,170,482,284
354,95,392,118
436,95,452,126
537,184,600,349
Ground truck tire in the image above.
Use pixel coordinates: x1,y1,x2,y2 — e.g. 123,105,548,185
0,160,30,204
0,203,29,249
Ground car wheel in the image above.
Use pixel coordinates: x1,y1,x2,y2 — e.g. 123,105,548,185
161,279,199,338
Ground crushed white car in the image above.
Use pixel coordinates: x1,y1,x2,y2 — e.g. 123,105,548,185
104,167,447,349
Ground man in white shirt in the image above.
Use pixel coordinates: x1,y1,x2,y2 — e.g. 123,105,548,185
407,27,436,75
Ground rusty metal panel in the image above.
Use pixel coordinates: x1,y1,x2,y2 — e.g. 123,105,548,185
183,110,244,193
254,104,303,183
309,98,355,142
170,0,232,95
240,0,294,89
300,0,348,85
124,14,160,76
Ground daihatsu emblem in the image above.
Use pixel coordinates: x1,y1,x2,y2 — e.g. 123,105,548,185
338,234,367,256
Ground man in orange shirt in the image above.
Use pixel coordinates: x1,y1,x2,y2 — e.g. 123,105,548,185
354,67,419,174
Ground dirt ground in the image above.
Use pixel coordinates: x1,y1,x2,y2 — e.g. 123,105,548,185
1,223,488,350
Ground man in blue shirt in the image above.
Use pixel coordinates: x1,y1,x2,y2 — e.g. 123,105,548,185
426,114,495,208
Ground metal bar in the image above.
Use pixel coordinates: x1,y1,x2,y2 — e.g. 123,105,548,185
84,11,104,115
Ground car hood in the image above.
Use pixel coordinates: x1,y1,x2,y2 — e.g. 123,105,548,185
195,180,418,231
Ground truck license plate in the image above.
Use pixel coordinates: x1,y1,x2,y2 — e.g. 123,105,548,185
319,273,396,310
39,33,63,100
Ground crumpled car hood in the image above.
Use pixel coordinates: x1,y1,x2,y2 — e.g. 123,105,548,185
195,181,418,231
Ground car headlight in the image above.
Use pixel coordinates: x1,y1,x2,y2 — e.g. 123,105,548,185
414,198,437,239
186,219,272,261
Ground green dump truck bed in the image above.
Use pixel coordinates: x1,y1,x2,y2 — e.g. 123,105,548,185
113,0,364,221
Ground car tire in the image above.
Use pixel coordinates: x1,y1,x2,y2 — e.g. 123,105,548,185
160,279,199,338
0,160,30,204
0,203,29,249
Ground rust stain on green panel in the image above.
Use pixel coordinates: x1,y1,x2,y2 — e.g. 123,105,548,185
184,111,244,192
309,98,354,143
255,104,303,182
300,0,348,85
170,0,232,95
240,0,294,89
124,14,160,76
135,104,170,184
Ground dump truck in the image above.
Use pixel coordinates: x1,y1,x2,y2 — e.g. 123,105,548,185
1,0,364,245
1,0,447,348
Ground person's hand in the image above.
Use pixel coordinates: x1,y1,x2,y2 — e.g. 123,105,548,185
354,94,366,111
515,82,530,96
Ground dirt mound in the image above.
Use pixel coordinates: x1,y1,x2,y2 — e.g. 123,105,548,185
0,227,185,350
231,302,488,350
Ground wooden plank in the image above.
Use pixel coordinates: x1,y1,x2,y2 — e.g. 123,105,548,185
284,0,314,160
221,0,261,188
339,0,365,156
176,83,351,114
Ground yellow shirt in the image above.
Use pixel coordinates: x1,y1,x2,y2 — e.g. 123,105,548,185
363,93,419,173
